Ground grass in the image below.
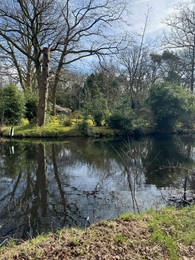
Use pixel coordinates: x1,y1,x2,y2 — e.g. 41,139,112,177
114,234,129,244
0,123,116,138
149,207,195,259
0,206,194,259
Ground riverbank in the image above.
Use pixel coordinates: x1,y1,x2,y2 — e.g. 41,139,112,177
0,124,116,138
1,123,195,140
0,206,194,259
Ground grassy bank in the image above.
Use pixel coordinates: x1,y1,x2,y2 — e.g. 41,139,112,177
1,124,195,140
0,206,194,260
0,124,116,138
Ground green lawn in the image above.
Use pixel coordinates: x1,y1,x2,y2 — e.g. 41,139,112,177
0,124,116,138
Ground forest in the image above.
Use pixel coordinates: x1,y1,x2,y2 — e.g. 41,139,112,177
0,0,195,135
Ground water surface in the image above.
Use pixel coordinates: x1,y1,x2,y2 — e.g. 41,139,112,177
0,135,195,242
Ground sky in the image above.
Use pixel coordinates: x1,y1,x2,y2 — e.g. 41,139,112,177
131,0,190,36
72,0,192,73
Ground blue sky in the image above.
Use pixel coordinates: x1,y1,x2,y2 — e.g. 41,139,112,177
131,0,190,35
71,0,192,72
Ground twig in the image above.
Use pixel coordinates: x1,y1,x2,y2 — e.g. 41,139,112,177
0,238,8,247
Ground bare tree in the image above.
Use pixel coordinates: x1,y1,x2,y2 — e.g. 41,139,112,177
0,0,130,126
49,69,85,111
50,0,130,115
163,3,195,92
0,0,61,125
118,9,155,108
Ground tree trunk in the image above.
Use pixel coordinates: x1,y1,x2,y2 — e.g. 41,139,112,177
52,90,57,116
26,55,33,91
37,47,50,127
51,58,64,116
36,143,48,217
190,38,195,93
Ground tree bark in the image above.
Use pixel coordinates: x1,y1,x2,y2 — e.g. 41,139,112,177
36,143,48,217
37,48,50,127
190,36,195,93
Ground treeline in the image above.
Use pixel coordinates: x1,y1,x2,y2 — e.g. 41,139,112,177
0,72,194,135
0,1,195,134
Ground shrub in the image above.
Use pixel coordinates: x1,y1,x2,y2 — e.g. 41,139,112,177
78,120,92,136
147,82,195,132
108,113,132,134
1,84,25,125
70,110,83,120
25,93,38,124
93,112,104,126
63,117,72,126
82,91,109,126
20,118,29,126
86,119,94,126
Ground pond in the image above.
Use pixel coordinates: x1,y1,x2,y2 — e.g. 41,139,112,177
0,135,195,243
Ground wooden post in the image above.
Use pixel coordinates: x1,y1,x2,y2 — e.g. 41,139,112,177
9,126,14,141
37,47,50,126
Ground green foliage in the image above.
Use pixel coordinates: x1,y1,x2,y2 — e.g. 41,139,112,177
151,50,182,85
70,110,83,120
114,98,132,113
63,117,72,126
114,234,128,244
149,206,195,259
20,118,29,126
132,108,153,135
120,212,135,220
93,112,104,126
152,229,178,259
147,82,195,131
0,84,25,125
82,91,109,126
3,124,80,138
78,120,92,136
108,113,132,133
45,115,59,126
25,93,38,124
50,114,73,127
83,72,117,99
81,71,122,123
179,100,195,129
108,98,132,134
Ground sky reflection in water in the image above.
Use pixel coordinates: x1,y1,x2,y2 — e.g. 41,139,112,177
0,135,195,242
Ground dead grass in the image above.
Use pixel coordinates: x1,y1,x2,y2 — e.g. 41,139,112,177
0,206,195,260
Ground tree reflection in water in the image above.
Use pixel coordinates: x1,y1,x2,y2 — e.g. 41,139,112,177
0,136,194,243
143,135,195,205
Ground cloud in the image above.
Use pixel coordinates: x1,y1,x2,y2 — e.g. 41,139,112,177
130,0,189,35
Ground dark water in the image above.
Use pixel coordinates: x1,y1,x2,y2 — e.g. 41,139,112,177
0,135,195,242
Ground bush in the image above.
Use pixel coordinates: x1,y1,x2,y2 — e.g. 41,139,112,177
63,117,72,126
93,112,104,126
132,108,153,135
147,82,195,132
1,84,25,125
20,118,29,126
81,91,109,126
70,110,83,120
108,113,132,134
25,93,38,124
78,120,92,136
